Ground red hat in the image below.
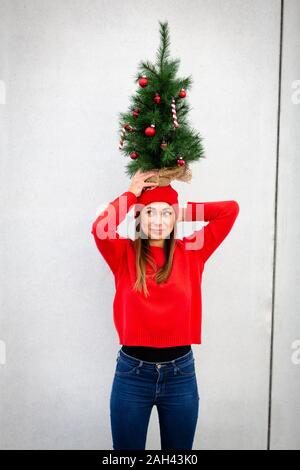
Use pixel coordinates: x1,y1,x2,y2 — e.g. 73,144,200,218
134,184,179,218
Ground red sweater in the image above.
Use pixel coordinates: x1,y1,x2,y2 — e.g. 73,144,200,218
91,191,239,347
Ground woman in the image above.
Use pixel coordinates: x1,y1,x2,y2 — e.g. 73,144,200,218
91,169,239,450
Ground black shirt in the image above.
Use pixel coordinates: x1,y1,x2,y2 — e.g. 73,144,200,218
121,345,192,362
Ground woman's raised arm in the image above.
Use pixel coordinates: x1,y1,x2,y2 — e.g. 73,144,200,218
91,170,158,276
182,200,240,263
91,191,138,275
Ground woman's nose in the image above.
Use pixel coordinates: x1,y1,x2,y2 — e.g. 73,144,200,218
152,214,163,226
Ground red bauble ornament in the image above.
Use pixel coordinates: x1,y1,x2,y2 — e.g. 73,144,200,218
139,75,148,87
132,108,139,118
177,157,185,166
145,124,156,137
179,88,186,98
154,93,161,104
130,151,138,159
160,141,167,149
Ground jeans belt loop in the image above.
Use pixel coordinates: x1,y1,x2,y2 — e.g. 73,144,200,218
136,360,143,374
171,359,178,375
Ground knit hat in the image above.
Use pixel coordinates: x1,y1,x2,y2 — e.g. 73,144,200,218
134,184,179,219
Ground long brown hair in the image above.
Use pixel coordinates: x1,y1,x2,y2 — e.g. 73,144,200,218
132,214,178,298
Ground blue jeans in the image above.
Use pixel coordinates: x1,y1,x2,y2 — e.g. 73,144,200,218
110,347,200,450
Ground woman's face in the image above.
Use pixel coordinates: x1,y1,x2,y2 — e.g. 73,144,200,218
140,202,176,240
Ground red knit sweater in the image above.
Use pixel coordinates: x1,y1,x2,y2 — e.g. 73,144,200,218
91,191,239,347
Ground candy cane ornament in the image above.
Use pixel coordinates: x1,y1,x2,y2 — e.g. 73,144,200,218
171,97,180,128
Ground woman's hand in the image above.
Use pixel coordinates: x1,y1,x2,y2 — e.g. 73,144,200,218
128,169,159,198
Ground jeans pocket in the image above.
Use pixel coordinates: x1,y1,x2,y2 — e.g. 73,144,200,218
176,358,196,376
115,356,139,376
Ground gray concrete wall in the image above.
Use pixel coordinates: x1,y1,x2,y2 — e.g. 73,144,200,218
0,0,299,450
271,0,300,451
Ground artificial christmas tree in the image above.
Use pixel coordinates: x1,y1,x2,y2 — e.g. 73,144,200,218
118,20,205,186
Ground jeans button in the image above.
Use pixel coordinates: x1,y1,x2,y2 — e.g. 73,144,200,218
156,364,161,368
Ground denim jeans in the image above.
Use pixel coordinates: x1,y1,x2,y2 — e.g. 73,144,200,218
110,347,200,450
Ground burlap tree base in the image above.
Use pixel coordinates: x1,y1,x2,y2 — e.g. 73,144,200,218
145,164,193,187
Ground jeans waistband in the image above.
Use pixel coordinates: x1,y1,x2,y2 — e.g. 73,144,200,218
117,347,194,369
